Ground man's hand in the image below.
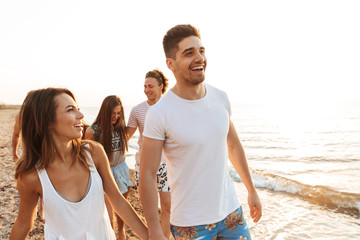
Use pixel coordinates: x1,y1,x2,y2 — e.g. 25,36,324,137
248,191,262,223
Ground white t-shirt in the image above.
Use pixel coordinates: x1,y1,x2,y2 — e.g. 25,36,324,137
127,101,166,165
143,83,239,226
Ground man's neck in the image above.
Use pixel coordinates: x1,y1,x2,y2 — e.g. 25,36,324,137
147,98,159,106
171,82,206,100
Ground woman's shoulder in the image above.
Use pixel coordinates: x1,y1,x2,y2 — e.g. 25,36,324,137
132,101,149,112
81,140,106,165
82,140,103,153
17,168,41,194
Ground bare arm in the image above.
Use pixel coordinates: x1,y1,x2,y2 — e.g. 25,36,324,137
11,113,21,161
227,119,262,223
92,143,148,239
139,137,167,240
125,126,137,142
10,172,40,239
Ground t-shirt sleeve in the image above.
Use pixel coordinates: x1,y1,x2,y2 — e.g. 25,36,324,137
143,107,166,141
224,92,232,118
127,107,138,128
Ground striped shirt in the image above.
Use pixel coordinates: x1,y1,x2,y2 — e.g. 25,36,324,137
127,101,166,164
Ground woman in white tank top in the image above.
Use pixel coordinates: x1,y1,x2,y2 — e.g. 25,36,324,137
10,88,148,240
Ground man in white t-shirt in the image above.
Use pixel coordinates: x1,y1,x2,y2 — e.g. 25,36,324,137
139,24,262,240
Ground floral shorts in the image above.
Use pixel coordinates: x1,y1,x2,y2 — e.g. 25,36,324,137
134,162,170,192
170,207,251,240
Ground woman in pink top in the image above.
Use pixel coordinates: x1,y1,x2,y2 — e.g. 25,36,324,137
10,88,148,240
126,69,171,238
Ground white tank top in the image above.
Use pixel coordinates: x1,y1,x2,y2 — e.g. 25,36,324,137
38,151,116,240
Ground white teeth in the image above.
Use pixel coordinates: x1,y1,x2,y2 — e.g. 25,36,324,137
75,124,83,127
191,66,203,70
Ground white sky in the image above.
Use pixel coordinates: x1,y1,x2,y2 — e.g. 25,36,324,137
1,0,359,107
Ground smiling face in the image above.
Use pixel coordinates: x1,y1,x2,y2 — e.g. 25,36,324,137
167,35,207,86
144,77,163,104
111,104,122,125
50,93,84,141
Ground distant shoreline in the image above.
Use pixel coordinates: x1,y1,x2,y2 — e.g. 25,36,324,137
0,104,21,110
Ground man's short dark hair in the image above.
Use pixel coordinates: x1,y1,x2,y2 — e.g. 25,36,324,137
163,24,201,59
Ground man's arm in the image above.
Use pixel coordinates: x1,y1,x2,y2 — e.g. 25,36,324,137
139,136,167,240
227,119,262,223
12,113,21,161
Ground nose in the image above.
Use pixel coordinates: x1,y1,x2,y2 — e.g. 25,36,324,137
77,110,84,119
195,50,206,62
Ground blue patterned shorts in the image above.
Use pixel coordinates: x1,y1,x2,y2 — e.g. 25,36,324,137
170,207,251,240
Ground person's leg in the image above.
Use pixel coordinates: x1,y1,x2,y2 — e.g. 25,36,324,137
159,191,171,238
111,162,133,239
116,189,129,240
217,207,251,240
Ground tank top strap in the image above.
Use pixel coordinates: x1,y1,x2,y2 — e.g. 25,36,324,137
84,144,97,172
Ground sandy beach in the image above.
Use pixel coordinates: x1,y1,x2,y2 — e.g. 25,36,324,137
0,108,145,239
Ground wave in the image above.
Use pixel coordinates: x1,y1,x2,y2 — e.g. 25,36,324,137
230,169,360,218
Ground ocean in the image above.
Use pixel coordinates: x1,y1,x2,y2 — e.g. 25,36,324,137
82,99,360,239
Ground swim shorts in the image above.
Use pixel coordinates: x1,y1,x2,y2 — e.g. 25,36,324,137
170,206,251,240
134,162,170,192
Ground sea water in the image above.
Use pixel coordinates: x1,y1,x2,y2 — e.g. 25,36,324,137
82,99,360,239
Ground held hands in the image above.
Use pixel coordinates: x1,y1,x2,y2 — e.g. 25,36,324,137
149,231,168,240
248,191,262,223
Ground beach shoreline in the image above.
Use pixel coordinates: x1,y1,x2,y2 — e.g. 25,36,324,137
0,108,145,239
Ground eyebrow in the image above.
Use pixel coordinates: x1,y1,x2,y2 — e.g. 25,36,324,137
181,46,205,55
181,47,195,55
65,104,77,109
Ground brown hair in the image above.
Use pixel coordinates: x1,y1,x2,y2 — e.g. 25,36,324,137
15,88,90,179
145,69,169,94
163,24,201,59
92,95,128,161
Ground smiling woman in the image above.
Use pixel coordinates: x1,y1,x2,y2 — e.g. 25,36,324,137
50,93,85,142
10,88,148,240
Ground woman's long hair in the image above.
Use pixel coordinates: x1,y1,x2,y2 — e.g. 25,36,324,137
93,95,128,161
15,88,90,179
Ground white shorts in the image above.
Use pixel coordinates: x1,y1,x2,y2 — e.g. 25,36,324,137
134,162,170,192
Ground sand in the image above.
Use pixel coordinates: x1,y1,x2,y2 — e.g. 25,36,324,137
0,108,145,239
